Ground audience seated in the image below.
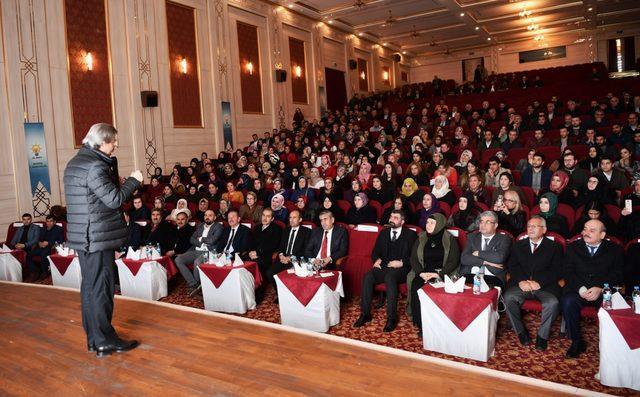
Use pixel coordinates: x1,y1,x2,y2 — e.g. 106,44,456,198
129,196,150,221
29,215,64,280
122,212,142,250
247,208,282,283
217,209,252,255
305,210,348,270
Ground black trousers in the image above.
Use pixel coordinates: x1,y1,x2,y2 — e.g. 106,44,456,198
29,246,52,274
267,259,292,289
360,266,409,321
77,250,118,347
561,292,601,342
410,276,427,329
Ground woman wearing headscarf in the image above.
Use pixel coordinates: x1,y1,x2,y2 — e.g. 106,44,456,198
314,196,344,225
153,196,169,219
308,167,325,189
454,149,473,176
490,172,527,207
381,196,413,226
295,196,316,222
185,184,201,204
368,175,393,206
289,176,316,204
431,175,456,207
357,161,373,188
538,192,570,238
319,154,336,179
572,199,619,237
408,213,460,335
547,170,573,206
343,179,364,204
401,177,424,206
222,181,244,206
579,146,602,174
239,191,264,224
405,162,429,187
346,193,378,227
381,162,399,192
266,178,288,204
270,193,289,223
167,198,191,221
447,191,481,232
215,199,231,222
417,193,441,230
153,167,165,183
145,176,165,203
576,175,613,208
162,185,178,204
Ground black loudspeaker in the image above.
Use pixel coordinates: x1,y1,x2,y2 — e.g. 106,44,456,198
275,69,287,82
393,54,402,62
348,59,358,70
141,91,158,107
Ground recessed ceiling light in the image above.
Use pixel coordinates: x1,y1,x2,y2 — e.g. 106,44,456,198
487,37,491,41
358,32,363,36
288,4,294,8
460,12,465,17
382,42,387,46
402,51,407,54
475,26,479,30
328,19,333,24
588,7,593,11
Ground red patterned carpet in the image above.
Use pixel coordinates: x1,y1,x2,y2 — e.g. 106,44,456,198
34,275,639,396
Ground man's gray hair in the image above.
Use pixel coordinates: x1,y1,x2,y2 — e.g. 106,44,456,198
479,210,498,223
82,123,117,149
529,214,547,228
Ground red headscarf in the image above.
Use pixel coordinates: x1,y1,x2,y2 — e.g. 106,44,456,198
550,170,569,194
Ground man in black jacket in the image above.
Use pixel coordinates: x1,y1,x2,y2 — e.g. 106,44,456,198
561,219,624,358
268,209,311,290
63,123,142,357
122,212,142,250
166,211,195,258
305,210,348,269
143,209,174,254
247,208,282,281
354,210,417,332
505,216,563,350
29,215,65,280
217,209,252,255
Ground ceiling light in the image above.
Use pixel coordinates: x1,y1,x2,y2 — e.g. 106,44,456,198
358,32,363,36
460,12,465,17
327,19,333,24
402,51,407,54
588,7,593,11
519,9,532,18
475,26,479,30
288,4,294,8
382,42,387,46
487,37,491,41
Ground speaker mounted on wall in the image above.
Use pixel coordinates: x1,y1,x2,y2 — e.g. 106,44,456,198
141,91,158,107
393,54,402,62
348,59,358,70
275,69,287,82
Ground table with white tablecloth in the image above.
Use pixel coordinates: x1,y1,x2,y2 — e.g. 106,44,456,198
198,262,262,314
0,250,26,282
115,256,178,301
598,308,640,391
418,284,500,362
274,270,344,333
48,255,82,289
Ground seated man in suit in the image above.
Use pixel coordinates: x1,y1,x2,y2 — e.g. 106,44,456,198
216,209,252,256
354,210,417,332
129,196,150,221
520,152,552,196
29,215,65,280
122,211,142,251
268,209,311,295
561,219,624,358
143,209,174,254
460,211,512,288
174,209,223,294
505,216,563,351
166,210,195,259
10,213,40,251
247,208,282,282
305,210,348,270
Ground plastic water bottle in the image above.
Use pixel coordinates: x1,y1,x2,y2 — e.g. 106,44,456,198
633,286,640,314
226,252,232,265
602,283,612,310
156,243,161,256
473,272,482,295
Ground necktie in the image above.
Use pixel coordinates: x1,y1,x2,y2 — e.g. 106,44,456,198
225,228,236,252
286,229,296,255
391,231,397,242
320,231,328,259
588,245,596,257
482,237,489,251
532,242,538,253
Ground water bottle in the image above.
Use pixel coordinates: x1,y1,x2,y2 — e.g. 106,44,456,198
633,286,640,314
291,256,298,267
156,243,161,257
602,283,612,310
473,273,482,295
226,251,232,265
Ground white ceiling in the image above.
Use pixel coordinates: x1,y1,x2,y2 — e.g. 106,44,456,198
284,0,640,56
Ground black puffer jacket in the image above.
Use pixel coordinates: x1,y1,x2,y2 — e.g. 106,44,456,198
63,146,141,252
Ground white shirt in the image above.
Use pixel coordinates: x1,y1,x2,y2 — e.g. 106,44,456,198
199,223,212,242
530,238,543,254
315,227,333,259
481,233,496,276
390,227,402,240
586,241,601,256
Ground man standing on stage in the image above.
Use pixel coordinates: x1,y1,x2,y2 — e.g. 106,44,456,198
64,123,143,358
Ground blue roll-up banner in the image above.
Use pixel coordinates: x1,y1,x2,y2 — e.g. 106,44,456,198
221,101,233,151
24,122,51,196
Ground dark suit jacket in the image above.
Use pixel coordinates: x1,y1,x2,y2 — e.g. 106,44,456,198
278,226,311,257
563,239,624,294
188,222,224,251
39,225,65,246
11,224,40,249
305,225,348,262
143,221,174,253
460,232,512,284
520,167,552,190
130,206,151,221
250,222,282,259
171,224,195,255
125,222,142,249
217,224,252,254
507,237,563,296
371,227,417,270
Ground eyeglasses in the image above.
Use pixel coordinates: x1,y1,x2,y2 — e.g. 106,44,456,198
479,220,496,224
503,198,516,203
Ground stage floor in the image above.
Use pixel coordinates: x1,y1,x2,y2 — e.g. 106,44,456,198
0,282,596,396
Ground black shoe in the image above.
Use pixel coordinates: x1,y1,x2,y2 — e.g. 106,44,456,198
95,346,114,358
566,340,586,358
353,314,372,328
535,336,548,351
188,284,201,297
383,318,398,332
518,332,532,346
96,339,139,358
87,343,96,353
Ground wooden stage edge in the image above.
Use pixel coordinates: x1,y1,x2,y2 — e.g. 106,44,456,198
0,281,607,396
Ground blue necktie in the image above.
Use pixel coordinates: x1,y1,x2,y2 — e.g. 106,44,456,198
588,245,596,257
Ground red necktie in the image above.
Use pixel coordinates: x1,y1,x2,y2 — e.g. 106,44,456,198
320,231,328,259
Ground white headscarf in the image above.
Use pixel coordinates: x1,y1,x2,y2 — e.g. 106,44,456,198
431,175,451,199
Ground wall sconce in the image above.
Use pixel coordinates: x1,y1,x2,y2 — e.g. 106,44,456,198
294,65,302,78
382,71,389,81
84,52,94,71
246,61,254,75
360,71,366,80
180,58,188,74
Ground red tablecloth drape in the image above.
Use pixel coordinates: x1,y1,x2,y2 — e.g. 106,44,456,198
48,255,76,276
608,309,640,350
277,271,339,307
422,284,499,331
121,256,178,279
199,261,262,289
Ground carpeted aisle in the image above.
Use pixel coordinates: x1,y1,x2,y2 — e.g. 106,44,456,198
34,275,639,396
